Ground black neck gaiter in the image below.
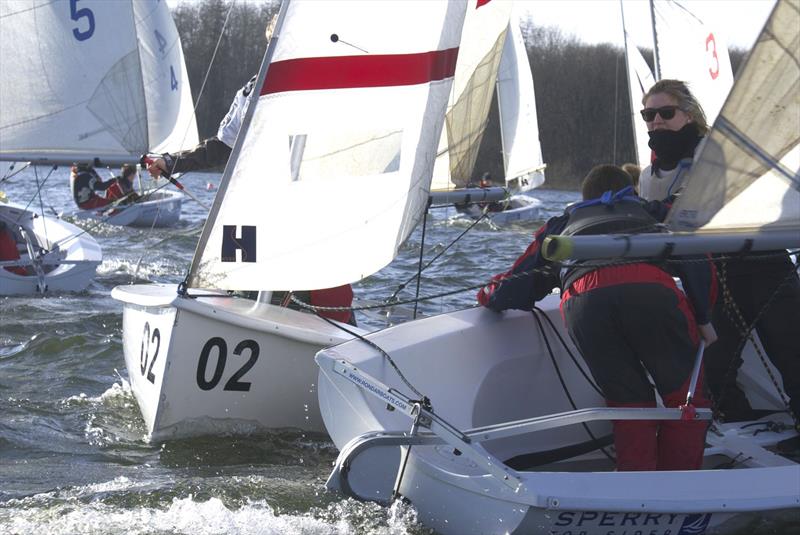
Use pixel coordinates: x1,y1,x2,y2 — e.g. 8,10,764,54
648,122,703,171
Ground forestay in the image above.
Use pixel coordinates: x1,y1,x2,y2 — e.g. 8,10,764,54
667,0,799,233
496,10,546,191
0,0,197,165
189,0,468,291
652,0,734,125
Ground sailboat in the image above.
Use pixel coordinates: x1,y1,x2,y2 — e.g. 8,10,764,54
430,6,547,226
0,193,101,295
0,0,199,230
315,2,800,533
110,0,469,441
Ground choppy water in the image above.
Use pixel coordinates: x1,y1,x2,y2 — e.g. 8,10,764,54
0,166,794,535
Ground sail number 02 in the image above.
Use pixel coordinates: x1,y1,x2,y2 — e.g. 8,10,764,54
140,322,161,384
196,337,260,392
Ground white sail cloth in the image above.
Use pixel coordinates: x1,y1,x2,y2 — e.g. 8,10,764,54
667,0,800,233
496,11,546,192
652,0,734,125
0,0,198,164
623,31,656,166
189,0,468,291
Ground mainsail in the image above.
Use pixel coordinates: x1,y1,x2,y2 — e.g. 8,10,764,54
652,0,734,125
430,1,512,191
496,11,546,193
189,0,468,291
0,0,198,165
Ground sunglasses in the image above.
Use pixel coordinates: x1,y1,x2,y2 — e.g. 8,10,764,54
640,105,682,122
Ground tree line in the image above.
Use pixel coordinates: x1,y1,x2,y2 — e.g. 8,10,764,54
172,0,745,190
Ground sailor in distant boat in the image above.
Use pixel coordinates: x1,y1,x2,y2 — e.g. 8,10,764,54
640,79,800,427
0,220,26,276
106,164,140,205
478,164,718,471
70,163,120,210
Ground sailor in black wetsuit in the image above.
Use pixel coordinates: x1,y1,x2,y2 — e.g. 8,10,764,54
478,164,718,471
70,163,118,210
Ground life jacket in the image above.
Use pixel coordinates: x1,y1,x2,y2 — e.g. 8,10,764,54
0,226,25,276
559,188,663,291
71,167,102,205
216,75,257,148
106,177,134,202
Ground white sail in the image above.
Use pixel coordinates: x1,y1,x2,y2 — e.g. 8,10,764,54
667,0,799,233
430,0,512,191
623,30,656,166
189,0,467,291
0,0,198,165
496,12,546,193
652,0,734,125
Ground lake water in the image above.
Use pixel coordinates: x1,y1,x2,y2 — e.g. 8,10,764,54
0,166,794,534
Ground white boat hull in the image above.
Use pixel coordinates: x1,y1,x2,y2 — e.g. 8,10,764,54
316,294,799,535
0,202,101,295
74,190,183,228
111,283,364,441
458,193,544,225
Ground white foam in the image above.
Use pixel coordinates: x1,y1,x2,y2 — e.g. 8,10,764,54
0,495,422,535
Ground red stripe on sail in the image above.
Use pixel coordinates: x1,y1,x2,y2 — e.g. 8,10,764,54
261,47,459,95
476,0,492,7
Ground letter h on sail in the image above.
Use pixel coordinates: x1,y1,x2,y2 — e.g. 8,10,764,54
221,225,257,262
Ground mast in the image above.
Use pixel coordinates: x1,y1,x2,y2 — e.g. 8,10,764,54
649,0,661,79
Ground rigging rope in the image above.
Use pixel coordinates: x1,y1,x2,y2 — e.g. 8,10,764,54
714,258,800,425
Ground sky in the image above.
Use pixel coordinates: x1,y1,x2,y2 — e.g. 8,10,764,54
167,0,776,51
517,0,775,50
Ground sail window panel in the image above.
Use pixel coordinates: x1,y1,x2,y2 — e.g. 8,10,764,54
87,51,148,155
290,130,402,183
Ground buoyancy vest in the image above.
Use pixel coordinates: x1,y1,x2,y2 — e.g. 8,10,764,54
216,75,257,148
559,191,663,290
71,168,102,205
